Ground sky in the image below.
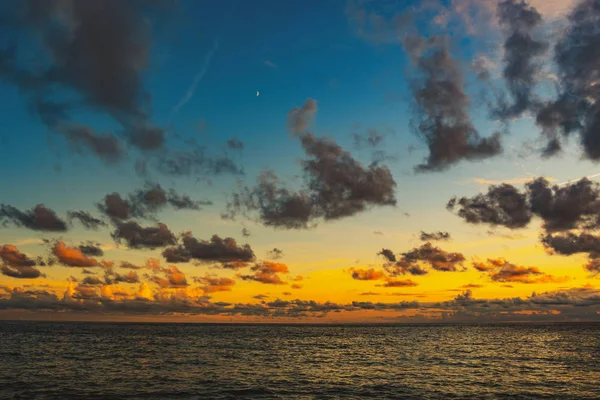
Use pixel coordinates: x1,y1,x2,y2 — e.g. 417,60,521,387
2,0,600,323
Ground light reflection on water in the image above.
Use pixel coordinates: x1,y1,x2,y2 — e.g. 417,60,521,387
0,322,599,399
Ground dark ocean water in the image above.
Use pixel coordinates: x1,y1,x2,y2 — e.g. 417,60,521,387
0,322,599,399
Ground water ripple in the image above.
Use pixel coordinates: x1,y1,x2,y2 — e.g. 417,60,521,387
0,322,599,399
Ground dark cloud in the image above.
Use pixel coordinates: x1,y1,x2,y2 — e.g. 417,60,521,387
226,171,315,229
0,264,43,279
450,178,600,241
78,242,104,257
447,183,532,229
128,125,166,152
267,248,284,260
0,0,174,158
584,259,600,275
81,276,104,286
59,123,125,164
299,132,397,220
238,261,289,285
111,221,177,250
98,193,132,221
381,243,465,276
0,204,67,232
402,243,466,272
168,189,211,210
419,231,451,241
474,258,568,284
0,1,240,179
405,35,502,172
52,241,98,267
541,232,600,258
493,0,548,120
226,138,244,149
527,178,600,233
129,183,207,216
287,99,317,135
226,131,397,229
98,184,206,221
162,233,255,264
152,145,244,177
378,248,397,263
227,98,397,229
195,276,236,293
534,0,600,159
67,210,106,230
241,228,250,237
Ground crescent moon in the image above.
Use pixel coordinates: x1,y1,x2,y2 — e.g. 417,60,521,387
256,91,260,97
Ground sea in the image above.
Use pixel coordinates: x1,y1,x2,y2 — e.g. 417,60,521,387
0,322,598,399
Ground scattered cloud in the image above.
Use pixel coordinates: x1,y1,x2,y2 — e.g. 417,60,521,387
67,211,107,230
162,233,255,264
492,0,548,121
267,248,284,260
226,126,396,229
0,245,43,279
52,241,98,267
405,35,502,172
419,231,451,241
350,268,386,281
287,99,317,136
0,204,67,232
238,261,289,285
380,243,466,276
111,221,177,250
195,276,236,293
473,258,568,284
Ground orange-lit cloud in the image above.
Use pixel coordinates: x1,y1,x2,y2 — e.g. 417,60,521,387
150,265,189,288
238,261,289,284
350,268,386,281
378,278,418,288
52,241,98,267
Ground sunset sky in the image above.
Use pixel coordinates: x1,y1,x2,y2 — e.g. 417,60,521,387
1,0,600,322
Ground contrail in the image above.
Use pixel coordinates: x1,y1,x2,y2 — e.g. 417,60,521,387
170,38,219,121
170,0,237,123
556,173,600,186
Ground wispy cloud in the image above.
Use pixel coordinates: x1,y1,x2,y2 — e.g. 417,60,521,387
556,173,600,187
468,176,556,186
12,238,45,246
170,39,219,120
264,60,277,68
